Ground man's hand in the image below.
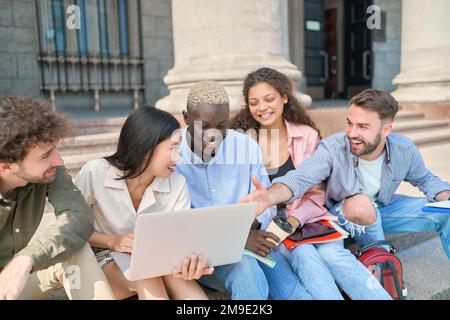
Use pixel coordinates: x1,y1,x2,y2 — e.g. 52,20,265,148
172,254,214,280
240,177,273,216
111,233,134,253
0,255,33,300
240,177,293,216
435,190,450,202
245,230,280,257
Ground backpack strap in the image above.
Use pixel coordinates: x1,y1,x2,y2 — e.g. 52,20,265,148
378,263,385,288
357,240,396,256
385,260,404,300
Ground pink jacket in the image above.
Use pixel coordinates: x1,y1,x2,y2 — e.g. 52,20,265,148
284,121,336,226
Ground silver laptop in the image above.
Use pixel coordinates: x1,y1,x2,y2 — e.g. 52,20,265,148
111,202,256,281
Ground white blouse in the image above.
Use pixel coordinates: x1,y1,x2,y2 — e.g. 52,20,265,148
74,158,191,236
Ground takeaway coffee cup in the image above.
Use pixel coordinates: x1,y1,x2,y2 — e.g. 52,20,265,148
265,216,294,246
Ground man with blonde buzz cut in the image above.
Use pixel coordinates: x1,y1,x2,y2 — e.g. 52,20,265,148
175,81,312,300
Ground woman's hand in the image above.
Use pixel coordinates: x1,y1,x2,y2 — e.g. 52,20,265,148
287,216,301,231
172,254,214,280
110,233,134,253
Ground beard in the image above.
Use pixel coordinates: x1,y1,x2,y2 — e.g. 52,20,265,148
348,131,382,157
15,166,57,184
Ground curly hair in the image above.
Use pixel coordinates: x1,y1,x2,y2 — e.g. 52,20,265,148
230,67,320,137
0,96,74,163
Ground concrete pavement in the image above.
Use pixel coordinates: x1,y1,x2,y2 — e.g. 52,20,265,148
394,142,450,300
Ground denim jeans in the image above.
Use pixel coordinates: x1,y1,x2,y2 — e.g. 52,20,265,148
329,195,450,260
198,252,312,300
278,240,391,300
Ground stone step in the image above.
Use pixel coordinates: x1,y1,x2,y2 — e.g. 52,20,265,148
404,128,450,146
395,110,425,121
396,237,450,300
61,130,449,172
386,232,438,252
63,152,111,178
393,119,449,133
345,232,438,257
60,132,119,156
73,116,126,136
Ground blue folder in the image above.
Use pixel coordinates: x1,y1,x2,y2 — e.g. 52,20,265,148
422,206,450,214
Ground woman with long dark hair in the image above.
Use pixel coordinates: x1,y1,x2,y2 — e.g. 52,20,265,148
75,107,212,300
231,67,390,300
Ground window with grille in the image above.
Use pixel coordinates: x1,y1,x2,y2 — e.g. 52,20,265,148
36,0,144,109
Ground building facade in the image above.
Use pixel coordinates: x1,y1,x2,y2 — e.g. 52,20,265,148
0,0,173,111
0,0,449,117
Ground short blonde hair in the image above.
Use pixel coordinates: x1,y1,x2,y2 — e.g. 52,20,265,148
186,81,229,112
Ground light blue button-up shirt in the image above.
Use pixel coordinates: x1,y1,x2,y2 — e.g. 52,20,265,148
175,128,275,229
274,132,450,209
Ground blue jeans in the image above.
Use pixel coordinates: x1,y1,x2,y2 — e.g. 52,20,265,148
198,252,312,300
329,195,450,259
278,240,392,300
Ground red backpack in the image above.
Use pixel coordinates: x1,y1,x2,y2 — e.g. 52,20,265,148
356,240,407,300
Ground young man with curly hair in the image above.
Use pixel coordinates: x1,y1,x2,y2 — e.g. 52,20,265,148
0,96,115,300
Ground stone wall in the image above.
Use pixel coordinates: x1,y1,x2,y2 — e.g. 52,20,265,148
0,0,174,111
140,0,174,107
0,0,41,97
371,0,402,92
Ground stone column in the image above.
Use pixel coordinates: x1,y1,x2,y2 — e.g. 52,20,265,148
156,0,311,114
391,0,450,117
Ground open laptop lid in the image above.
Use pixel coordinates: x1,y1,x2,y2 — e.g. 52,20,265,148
126,202,257,281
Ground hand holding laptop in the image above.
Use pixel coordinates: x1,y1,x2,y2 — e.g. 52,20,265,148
111,233,134,253
113,203,256,280
172,254,215,280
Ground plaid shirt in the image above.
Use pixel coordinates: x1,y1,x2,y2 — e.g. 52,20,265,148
273,132,450,209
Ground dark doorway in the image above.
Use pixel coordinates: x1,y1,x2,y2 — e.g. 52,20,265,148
345,0,373,97
304,0,342,99
325,8,338,98
304,0,325,98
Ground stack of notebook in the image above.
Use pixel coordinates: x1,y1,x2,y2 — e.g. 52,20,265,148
243,220,350,268
283,220,349,250
421,200,450,214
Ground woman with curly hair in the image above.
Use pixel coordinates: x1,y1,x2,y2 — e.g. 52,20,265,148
231,67,391,300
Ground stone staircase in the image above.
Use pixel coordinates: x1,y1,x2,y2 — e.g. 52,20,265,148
43,109,450,300
395,110,450,146
59,110,450,178
61,117,125,177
